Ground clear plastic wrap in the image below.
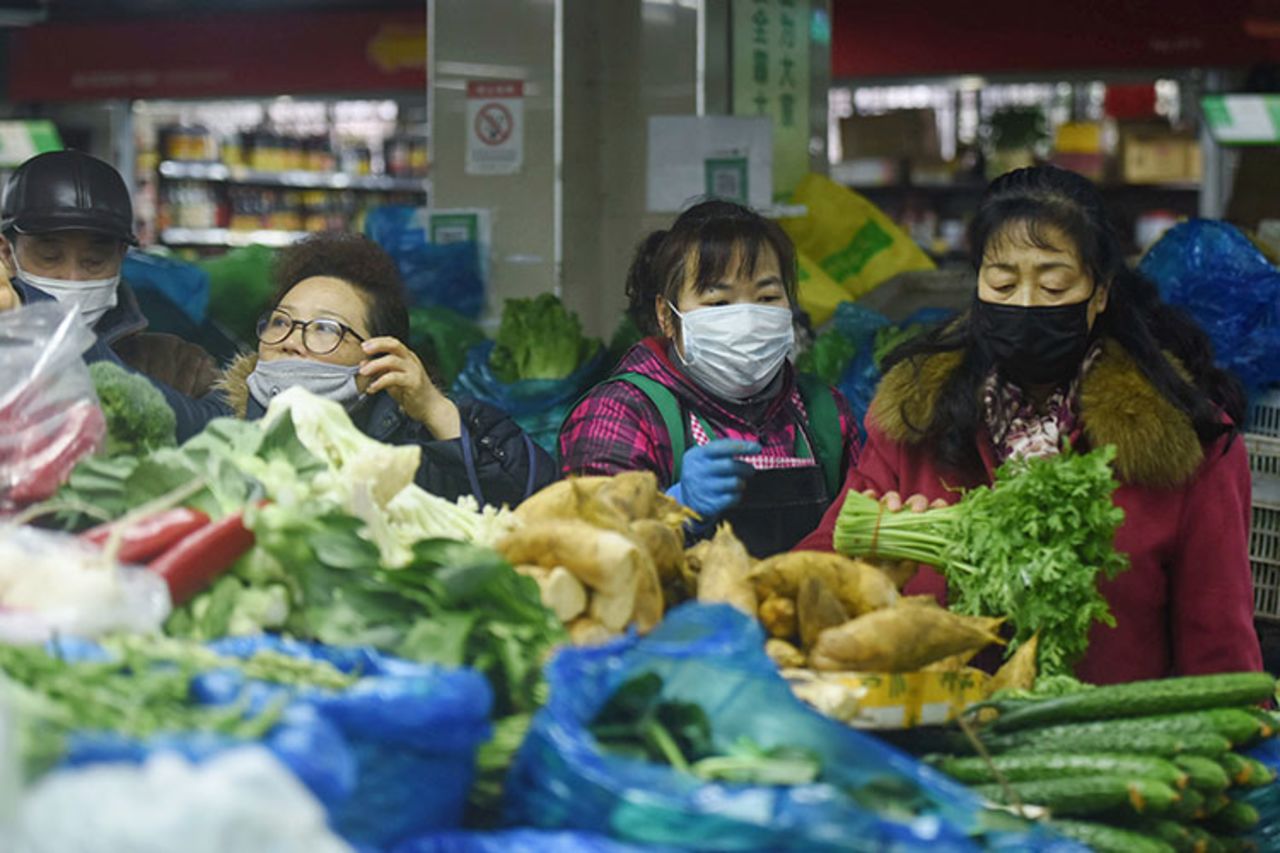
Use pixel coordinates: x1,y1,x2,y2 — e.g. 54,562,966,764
0,302,105,511
0,526,172,643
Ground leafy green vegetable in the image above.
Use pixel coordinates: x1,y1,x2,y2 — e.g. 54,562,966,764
590,673,714,771
989,673,1095,703
0,640,302,777
167,503,564,717
834,444,1129,676
796,329,859,385
489,293,600,382
89,361,177,456
408,305,487,387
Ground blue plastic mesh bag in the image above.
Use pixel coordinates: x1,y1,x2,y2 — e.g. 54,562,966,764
1139,219,1280,392
52,635,492,851
504,604,1079,852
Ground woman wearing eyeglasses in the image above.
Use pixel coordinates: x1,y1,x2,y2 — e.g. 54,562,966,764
218,232,555,507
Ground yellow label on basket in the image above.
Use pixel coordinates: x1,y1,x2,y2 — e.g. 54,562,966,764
784,668,990,729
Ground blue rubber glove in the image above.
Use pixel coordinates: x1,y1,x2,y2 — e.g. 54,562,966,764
666,439,762,521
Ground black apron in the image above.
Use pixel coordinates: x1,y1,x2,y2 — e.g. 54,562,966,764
724,462,831,558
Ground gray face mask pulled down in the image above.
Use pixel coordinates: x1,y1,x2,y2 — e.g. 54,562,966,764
246,358,363,411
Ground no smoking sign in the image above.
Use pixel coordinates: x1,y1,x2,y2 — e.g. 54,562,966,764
466,79,524,175
474,102,513,146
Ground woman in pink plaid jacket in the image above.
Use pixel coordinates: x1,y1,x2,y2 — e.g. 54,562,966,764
559,200,861,557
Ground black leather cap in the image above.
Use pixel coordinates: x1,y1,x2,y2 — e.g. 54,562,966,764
1,150,137,244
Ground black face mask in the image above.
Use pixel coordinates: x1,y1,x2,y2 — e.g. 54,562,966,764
972,292,1094,387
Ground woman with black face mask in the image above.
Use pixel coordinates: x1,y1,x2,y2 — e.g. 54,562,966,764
797,165,1262,685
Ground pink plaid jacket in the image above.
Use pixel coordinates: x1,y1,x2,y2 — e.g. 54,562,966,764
558,338,860,489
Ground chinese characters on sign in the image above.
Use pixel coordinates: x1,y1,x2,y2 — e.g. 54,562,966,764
732,0,811,198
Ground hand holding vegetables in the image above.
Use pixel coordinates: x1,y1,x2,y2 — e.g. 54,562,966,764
834,445,1128,676
668,439,761,521
359,336,461,440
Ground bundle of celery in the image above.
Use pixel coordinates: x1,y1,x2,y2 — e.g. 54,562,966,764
833,445,1128,676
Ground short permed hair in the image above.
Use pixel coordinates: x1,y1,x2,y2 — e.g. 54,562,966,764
272,232,410,343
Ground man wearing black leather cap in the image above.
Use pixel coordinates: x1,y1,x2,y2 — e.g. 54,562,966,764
0,149,228,440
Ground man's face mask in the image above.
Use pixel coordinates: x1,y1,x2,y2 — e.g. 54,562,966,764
12,254,120,328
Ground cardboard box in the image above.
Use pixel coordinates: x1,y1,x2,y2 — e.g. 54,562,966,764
1054,121,1105,154
1120,123,1201,184
1050,151,1107,182
784,667,991,729
839,109,940,162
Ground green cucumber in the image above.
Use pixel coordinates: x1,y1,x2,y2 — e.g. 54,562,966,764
1131,818,1195,852
985,709,1262,751
1210,839,1252,853
990,673,1277,731
931,752,1188,789
974,775,1181,816
1173,754,1232,792
1242,707,1277,740
1220,754,1277,788
1182,824,1225,853
1170,787,1205,821
1199,791,1231,818
1207,800,1260,833
991,727,1233,758
1048,819,1177,853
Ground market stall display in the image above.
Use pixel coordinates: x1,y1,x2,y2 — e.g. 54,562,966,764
917,673,1280,851
2,317,1275,850
504,603,1071,851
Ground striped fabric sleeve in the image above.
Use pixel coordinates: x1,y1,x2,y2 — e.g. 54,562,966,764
557,381,676,486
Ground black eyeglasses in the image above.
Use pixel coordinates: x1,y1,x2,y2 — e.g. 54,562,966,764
256,309,367,355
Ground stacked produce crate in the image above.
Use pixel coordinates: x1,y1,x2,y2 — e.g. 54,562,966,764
1247,390,1280,621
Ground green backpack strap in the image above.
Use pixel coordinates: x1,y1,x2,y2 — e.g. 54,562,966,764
794,373,845,498
606,372,688,482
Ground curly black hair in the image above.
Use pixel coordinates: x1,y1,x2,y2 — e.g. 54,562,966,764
271,231,410,343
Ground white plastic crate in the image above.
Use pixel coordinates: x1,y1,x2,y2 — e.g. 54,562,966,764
1248,389,1280,438
1246,433,1280,483
1253,489,1280,621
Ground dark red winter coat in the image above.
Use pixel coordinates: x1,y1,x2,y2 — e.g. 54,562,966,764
796,338,1263,685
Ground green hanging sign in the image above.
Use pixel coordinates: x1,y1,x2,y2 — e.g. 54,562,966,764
0,120,61,167
732,0,811,199
1201,95,1280,146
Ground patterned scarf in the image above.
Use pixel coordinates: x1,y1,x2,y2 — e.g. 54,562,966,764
982,343,1102,464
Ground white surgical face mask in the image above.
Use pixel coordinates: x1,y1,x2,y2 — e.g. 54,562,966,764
669,301,795,402
12,255,120,328
247,358,363,411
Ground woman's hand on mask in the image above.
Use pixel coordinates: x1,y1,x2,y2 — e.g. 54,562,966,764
360,337,461,440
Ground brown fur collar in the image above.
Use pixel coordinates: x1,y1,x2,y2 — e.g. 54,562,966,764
868,338,1204,488
216,352,258,419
